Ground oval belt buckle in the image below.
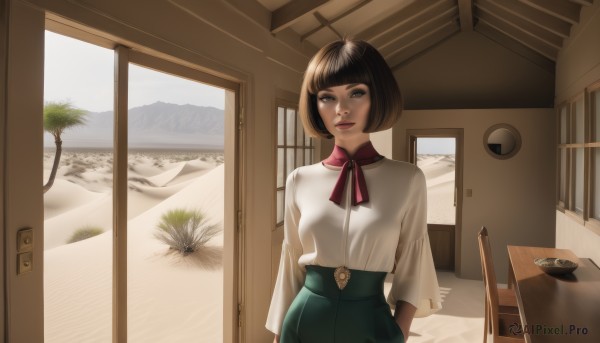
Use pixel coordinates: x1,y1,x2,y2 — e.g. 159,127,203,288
334,266,351,290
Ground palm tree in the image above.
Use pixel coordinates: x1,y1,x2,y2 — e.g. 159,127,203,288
43,101,87,193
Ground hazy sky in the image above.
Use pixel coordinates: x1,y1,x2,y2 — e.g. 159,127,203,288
44,31,225,113
417,138,456,155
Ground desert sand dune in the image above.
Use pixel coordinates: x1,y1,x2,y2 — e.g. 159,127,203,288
145,159,213,187
43,178,105,219
45,154,224,343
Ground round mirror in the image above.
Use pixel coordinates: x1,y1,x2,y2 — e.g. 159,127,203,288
483,124,521,159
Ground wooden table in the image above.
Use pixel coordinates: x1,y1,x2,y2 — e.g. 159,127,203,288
507,246,600,343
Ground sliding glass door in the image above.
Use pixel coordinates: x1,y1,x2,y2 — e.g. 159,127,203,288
43,31,114,342
40,29,239,343
126,62,226,342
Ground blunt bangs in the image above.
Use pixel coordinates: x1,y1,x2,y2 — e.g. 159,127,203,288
307,42,371,95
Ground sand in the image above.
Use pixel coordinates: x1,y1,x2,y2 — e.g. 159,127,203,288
43,152,473,342
44,150,224,342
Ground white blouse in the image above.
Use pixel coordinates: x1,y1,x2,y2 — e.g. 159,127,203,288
265,158,442,335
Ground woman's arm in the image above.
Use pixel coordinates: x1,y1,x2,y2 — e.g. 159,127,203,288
273,334,280,343
394,300,417,341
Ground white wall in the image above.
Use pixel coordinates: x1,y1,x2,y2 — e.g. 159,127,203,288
555,0,600,263
393,108,556,282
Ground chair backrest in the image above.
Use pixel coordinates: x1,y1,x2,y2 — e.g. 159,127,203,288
478,226,500,338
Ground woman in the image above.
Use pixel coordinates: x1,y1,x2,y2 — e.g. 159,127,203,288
266,38,442,343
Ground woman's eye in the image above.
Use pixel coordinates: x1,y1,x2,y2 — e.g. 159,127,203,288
350,89,366,97
318,95,334,102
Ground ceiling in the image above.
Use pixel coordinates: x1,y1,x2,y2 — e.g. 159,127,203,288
256,0,594,72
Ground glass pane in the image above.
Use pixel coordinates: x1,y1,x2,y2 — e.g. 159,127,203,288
296,111,303,146
574,99,585,144
277,148,284,188
595,149,600,219
128,64,225,341
594,90,600,141
43,31,114,342
286,148,295,176
573,148,584,214
560,149,566,203
278,107,284,146
286,108,296,146
296,148,303,167
277,190,284,224
305,148,311,165
560,106,567,144
416,138,456,224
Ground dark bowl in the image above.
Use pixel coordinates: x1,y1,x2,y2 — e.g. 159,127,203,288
534,258,578,275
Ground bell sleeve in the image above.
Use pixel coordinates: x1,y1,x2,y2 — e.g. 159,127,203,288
386,167,442,317
265,169,305,335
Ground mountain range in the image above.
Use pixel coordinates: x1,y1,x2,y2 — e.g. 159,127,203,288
44,101,224,149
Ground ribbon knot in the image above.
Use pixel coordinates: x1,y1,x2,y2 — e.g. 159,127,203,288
322,141,383,206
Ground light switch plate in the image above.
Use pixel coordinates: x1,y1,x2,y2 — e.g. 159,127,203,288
17,252,33,275
17,228,33,253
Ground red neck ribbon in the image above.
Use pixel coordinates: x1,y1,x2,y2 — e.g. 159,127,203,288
322,141,383,206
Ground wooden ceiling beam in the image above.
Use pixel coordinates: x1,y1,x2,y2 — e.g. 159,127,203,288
476,1,563,49
517,0,581,25
300,0,371,41
380,12,459,57
475,22,555,73
356,0,453,42
313,12,342,39
480,0,570,38
389,22,459,70
270,0,329,33
458,0,474,31
568,0,593,6
370,0,456,49
477,14,558,60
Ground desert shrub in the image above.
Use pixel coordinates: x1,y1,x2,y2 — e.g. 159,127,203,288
68,226,104,244
64,165,87,178
154,208,221,255
128,177,157,186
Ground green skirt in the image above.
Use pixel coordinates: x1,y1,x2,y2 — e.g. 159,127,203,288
280,265,405,343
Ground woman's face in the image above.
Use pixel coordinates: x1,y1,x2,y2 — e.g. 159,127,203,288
316,83,371,143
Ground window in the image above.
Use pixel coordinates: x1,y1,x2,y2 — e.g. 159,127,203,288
558,79,600,234
43,31,114,342
275,103,314,227
42,27,239,342
589,84,600,223
570,95,585,215
557,104,568,209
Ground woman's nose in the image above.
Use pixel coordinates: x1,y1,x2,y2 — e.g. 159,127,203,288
336,99,350,115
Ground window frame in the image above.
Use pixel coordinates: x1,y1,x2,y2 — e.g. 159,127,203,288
559,79,600,236
565,92,586,222
585,81,600,233
557,102,569,211
274,99,315,229
43,21,242,342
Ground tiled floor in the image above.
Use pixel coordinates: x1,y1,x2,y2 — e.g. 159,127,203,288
385,271,486,343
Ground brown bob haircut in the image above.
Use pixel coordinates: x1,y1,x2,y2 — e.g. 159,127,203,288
299,38,402,139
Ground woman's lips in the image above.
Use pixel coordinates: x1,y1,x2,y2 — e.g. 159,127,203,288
335,123,355,129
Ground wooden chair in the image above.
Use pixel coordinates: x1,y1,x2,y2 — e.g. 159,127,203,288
478,227,524,343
